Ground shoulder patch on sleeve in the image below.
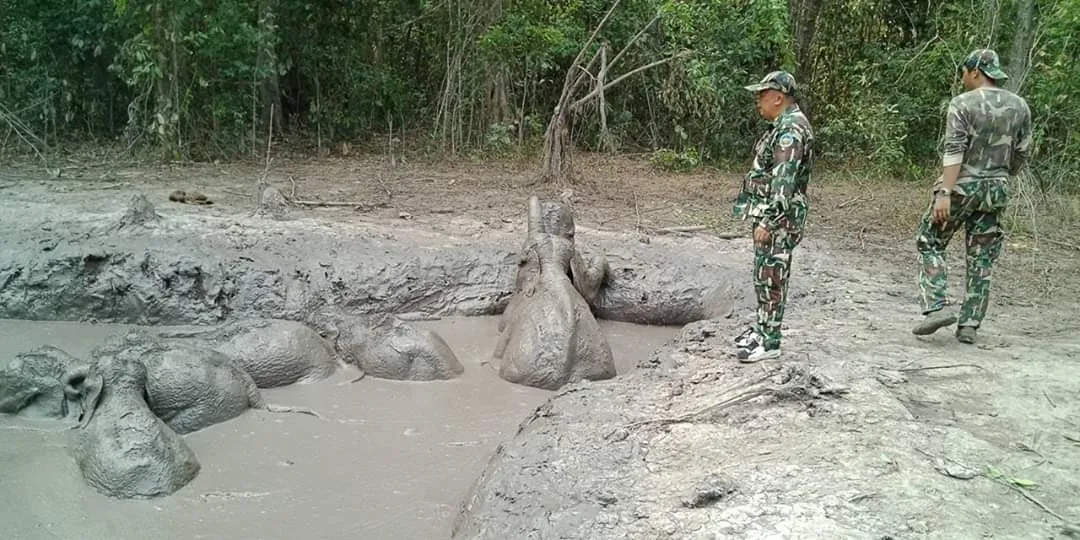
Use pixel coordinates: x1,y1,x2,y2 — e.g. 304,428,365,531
778,133,796,149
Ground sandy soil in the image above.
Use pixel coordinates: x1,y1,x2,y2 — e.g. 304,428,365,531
1,151,1079,539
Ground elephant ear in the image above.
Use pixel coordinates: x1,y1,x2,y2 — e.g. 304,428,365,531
62,366,104,429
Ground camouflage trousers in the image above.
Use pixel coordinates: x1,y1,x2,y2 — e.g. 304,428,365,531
752,212,805,348
915,178,1008,328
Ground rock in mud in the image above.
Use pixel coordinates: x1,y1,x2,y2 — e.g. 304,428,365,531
114,192,161,230
309,311,464,381
492,196,615,390
256,186,290,220
64,342,200,499
168,189,213,205
160,318,342,388
0,345,82,419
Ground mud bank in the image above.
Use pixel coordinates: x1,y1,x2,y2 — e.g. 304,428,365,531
453,316,1080,539
0,194,748,326
0,316,678,540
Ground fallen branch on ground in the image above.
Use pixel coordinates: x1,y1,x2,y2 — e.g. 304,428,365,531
1044,238,1080,252
625,366,846,429
650,225,709,235
896,363,986,373
290,199,389,212
837,196,866,209
919,450,1080,531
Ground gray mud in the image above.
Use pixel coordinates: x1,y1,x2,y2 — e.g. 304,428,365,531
0,192,749,326
454,291,1080,539
0,316,676,540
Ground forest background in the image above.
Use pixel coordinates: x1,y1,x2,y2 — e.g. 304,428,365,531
1,0,1076,235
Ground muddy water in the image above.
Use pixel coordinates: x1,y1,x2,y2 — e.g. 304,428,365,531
0,316,677,540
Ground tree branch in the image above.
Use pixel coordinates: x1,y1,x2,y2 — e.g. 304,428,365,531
608,13,662,70
570,51,691,111
562,0,622,96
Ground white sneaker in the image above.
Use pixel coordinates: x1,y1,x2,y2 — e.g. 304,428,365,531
736,343,781,363
734,327,758,348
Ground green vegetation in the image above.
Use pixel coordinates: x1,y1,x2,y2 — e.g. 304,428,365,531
1,0,1076,187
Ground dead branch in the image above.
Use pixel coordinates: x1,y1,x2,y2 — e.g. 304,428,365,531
291,200,388,212
650,225,709,235
624,367,838,429
918,448,1080,529
896,364,986,373
987,474,1075,526
1044,238,1080,252
837,196,866,209
256,103,275,201
565,0,622,89
570,51,692,111
607,13,661,69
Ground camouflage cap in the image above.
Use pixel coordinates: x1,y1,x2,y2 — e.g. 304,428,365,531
961,49,1008,80
744,70,797,96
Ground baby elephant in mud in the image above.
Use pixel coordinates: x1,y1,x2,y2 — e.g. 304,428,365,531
492,196,616,390
63,344,201,499
82,329,318,435
1,346,83,419
159,318,342,388
308,311,464,381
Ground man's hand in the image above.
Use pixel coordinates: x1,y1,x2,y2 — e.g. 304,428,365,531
932,194,951,225
754,225,770,246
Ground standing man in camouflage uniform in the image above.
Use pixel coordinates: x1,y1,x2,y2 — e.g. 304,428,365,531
732,70,815,362
912,49,1032,343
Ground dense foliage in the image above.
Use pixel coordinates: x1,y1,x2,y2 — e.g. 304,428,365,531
1,0,1075,182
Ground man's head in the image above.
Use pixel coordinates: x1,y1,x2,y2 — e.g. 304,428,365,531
744,70,797,121
959,49,1008,90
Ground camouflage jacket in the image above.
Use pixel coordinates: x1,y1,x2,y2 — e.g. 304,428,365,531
734,103,814,231
942,86,1032,184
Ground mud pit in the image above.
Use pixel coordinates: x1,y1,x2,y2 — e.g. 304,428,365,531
3,159,1080,539
0,316,673,539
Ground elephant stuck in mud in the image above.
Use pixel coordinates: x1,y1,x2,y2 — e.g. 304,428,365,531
157,318,343,388
1,346,83,419
492,196,616,390
308,311,464,381
63,341,201,499
91,329,317,435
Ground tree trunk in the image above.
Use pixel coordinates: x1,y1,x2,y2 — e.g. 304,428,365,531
1006,0,1035,92
152,0,179,159
791,0,823,81
258,0,283,142
540,108,572,183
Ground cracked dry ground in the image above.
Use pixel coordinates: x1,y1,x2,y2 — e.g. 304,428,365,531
3,155,1079,539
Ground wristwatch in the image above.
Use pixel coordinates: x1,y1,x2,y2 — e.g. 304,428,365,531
935,187,952,197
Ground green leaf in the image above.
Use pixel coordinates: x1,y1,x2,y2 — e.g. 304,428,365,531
1010,478,1038,488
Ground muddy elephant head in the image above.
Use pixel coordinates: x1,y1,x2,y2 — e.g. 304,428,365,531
62,335,201,499
493,196,616,390
0,346,84,420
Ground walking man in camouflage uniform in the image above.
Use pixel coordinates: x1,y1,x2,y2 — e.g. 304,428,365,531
733,70,815,362
912,49,1032,343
